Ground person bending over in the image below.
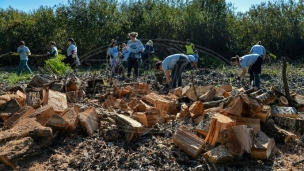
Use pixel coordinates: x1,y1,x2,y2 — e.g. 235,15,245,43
250,41,266,60
155,54,190,88
231,54,263,89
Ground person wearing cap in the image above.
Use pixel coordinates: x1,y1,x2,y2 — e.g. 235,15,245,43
155,54,190,88
16,41,33,76
142,40,154,70
47,42,58,58
127,32,144,79
250,41,266,59
185,39,195,55
67,38,80,73
231,54,263,89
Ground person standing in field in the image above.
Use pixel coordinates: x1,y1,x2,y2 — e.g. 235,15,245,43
231,54,263,89
107,40,119,68
16,41,33,76
155,54,190,88
142,40,154,70
185,39,195,55
48,42,58,58
250,41,266,60
127,32,144,79
121,43,130,68
67,38,80,73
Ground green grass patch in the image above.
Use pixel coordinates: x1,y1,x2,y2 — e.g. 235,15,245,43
44,54,72,76
0,73,32,85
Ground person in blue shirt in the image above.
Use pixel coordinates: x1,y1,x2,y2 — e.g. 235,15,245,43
231,54,263,89
16,41,33,76
121,43,130,68
67,38,80,73
48,42,58,57
142,40,154,69
193,50,199,69
127,32,144,79
250,41,266,60
155,54,190,88
107,40,119,68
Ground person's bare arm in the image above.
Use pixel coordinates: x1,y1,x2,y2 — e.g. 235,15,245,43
240,68,247,78
165,70,171,84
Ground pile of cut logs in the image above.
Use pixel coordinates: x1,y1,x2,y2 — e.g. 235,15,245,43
0,74,303,169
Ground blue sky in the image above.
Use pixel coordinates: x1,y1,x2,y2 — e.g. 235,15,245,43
0,0,295,13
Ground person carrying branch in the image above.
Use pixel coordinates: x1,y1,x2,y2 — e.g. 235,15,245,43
231,54,263,89
155,54,190,88
250,41,266,60
13,41,33,76
127,32,144,79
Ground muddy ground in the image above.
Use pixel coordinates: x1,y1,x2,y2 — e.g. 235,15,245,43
0,62,304,171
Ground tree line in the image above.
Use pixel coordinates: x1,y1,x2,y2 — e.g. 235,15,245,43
0,0,303,65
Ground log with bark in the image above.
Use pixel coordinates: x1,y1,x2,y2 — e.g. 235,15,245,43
250,131,275,160
203,145,234,164
256,91,277,105
172,126,205,158
3,106,35,130
271,105,298,118
235,116,260,134
282,57,298,107
133,107,159,128
115,114,144,143
255,105,271,122
78,107,100,135
61,107,79,132
205,113,236,146
219,125,254,156
195,111,216,137
262,119,296,143
177,103,190,119
47,89,67,114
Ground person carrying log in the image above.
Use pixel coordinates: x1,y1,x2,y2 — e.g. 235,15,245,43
47,42,58,58
155,54,190,88
250,41,266,60
231,54,263,89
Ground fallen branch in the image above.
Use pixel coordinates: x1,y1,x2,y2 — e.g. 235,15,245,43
282,57,297,107
292,159,304,166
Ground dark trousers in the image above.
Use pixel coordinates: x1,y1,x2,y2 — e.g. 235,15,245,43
171,55,189,88
249,56,263,89
127,57,139,78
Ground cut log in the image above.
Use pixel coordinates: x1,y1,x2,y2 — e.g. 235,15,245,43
134,83,151,95
221,84,233,92
273,116,304,134
3,106,35,130
46,114,69,132
219,125,254,155
203,145,234,164
115,114,144,143
143,93,177,114
78,107,100,135
16,90,26,107
25,88,48,109
113,99,129,110
0,118,52,143
205,113,236,146
102,95,117,109
20,104,55,126
118,85,133,97
189,101,204,118
185,85,214,101
48,90,67,114
235,116,260,134
169,87,182,97
65,76,82,92
223,95,243,116
0,113,10,122
199,87,216,102
134,108,159,128
262,119,296,143
203,97,230,109
50,82,64,92
66,91,77,103
0,94,22,115
271,105,298,118
61,107,79,132
215,88,229,98
240,94,262,117
255,105,271,122
278,96,288,106
195,111,216,137
28,74,52,87
172,126,205,158
0,137,41,168
177,103,190,119
256,91,277,105
251,131,275,160
134,100,152,113
128,98,138,110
